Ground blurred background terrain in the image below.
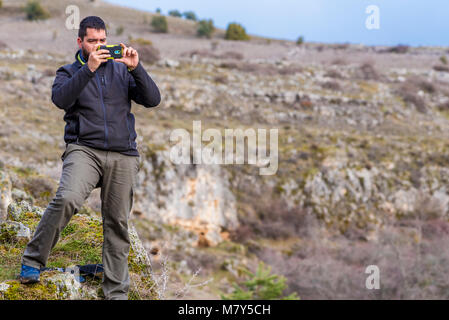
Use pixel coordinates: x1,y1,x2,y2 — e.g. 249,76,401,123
1,0,449,299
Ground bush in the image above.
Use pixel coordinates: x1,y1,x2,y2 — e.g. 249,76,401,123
296,36,304,45
396,80,427,113
386,44,409,54
151,16,168,33
168,9,182,17
220,262,300,300
116,25,124,36
129,36,152,46
219,51,244,60
440,56,448,65
155,8,161,14
433,65,449,73
183,11,197,21
321,81,342,91
230,194,308,242
356,62,379,80
129,38,160,65
0,0,2,9
225,22,250,41
197,19,215,38
24,0,50,21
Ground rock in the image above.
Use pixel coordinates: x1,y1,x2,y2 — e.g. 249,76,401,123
0,200,158,300
134,148,239,247
158,59,180,68
46,271,82,300
0,283,10,293
0,170,12,221
7,200,44,222
0,270,95,300
129,223,153,274
0,221,31,243
393,188,449,219
11,188,34,205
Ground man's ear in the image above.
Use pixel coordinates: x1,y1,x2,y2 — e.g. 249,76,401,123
76,37,82,48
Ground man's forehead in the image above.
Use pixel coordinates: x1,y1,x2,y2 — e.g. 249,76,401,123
85,28,106,39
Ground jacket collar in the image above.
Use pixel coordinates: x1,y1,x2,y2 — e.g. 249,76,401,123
75,49,86,67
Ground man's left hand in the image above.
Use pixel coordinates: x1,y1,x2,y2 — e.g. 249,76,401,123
115,43,139,71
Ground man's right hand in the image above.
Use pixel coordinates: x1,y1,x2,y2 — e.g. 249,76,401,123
87,47,111,72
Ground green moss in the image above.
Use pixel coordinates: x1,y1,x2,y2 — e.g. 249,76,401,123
51,215,103,266
1,200,160,299
128,247,158,300
1,280,59,300
0,223,19,243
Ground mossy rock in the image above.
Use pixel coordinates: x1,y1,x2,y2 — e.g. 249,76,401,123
0,200,158,300
7,200,43,223
0,221,31,244
0,271,92,300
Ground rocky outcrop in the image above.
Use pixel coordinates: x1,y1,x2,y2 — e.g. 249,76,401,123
0,197,156,300
278,161,449,240
134,148,239,247
0,169,12,221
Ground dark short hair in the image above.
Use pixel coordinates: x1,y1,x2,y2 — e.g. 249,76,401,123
78,16,107,40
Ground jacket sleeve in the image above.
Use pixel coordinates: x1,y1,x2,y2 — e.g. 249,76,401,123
128,62,161,108
51,64,95,111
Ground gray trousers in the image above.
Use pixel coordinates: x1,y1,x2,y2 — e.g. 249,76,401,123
22,143,140,300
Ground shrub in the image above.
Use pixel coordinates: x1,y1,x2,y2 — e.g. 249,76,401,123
396,80,427,113
331,58,348,65
437,100,449,111
197,19,215,38
183,11,197,21
440,56,448,65
151,15,168,33
219,51,243,60
230,194,308,242
296,36,304,45
116,25,124,36
129,36,152,46
225,22,250,41
0,0,2,9
129,38,160,64
155,8,161,14
220,261,300,300
321,81,342,91
24,0,50,21
433,65,449,73
213,75,228,84
22,175,57,207
356,62,379,80
386,44,409,54
325,69,344,79
168,9,182,17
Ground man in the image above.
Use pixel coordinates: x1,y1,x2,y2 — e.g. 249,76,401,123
19,16,161,300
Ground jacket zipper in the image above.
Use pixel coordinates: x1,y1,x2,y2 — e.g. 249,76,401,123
95,73,109,148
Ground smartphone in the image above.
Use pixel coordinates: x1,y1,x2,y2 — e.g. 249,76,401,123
96,45,123,59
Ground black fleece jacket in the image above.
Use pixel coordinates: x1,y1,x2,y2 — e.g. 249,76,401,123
52,49,161,157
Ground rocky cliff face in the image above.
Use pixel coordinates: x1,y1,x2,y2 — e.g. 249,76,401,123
0,168,12,221
134,147,239,247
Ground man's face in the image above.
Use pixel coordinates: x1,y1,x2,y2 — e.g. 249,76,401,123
77,28,107,60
